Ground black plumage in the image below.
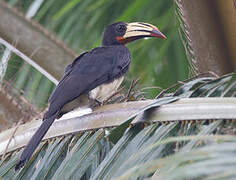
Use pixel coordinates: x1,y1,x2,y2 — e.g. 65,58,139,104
46,45,130,118
15,22,166,170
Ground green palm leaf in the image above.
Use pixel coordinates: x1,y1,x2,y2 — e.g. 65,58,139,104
0,73,235,179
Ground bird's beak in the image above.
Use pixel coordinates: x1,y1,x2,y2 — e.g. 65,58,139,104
117,22,166,44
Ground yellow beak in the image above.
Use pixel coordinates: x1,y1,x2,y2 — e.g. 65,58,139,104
124,22,166,39
116,22,166,44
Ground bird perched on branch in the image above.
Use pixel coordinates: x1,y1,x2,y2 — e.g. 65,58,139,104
15,22,166,170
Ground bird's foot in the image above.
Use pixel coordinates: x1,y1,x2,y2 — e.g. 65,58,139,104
90,99,103,109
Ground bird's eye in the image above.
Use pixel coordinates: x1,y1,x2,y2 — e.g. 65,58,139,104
116,24,126,33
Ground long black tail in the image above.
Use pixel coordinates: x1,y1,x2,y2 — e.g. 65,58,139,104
15,113,57,170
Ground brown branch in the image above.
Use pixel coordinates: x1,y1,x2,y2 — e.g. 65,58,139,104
0,81,39,127
1,118,23,160
0,1,76,81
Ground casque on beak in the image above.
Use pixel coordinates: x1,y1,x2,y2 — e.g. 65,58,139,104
117,22,166,44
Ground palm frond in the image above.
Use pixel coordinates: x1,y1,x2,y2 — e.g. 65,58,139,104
0,73,235,179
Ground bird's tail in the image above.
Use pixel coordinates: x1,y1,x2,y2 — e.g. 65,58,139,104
15,113,57,170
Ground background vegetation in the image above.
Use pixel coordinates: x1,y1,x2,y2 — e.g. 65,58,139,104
3,0,189,109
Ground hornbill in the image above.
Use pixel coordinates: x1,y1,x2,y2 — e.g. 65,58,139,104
15,22,166,170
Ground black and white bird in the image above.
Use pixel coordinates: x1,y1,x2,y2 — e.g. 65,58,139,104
15,22,166,170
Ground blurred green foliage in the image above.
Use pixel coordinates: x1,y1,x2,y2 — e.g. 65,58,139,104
4,0,189,107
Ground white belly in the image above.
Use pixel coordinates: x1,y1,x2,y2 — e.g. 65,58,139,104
89,77,124,102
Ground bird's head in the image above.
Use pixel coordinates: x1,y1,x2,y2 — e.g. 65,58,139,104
102,22,166,46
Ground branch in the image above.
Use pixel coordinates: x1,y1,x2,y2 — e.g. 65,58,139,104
0,97,235,155
0,1,76,81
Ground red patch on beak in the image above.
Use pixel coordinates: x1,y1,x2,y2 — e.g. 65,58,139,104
116,36,125,43
116,36,135,44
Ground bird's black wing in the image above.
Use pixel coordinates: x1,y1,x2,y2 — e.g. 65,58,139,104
46,45,130,118
48,52,88,102
64,52,88,77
